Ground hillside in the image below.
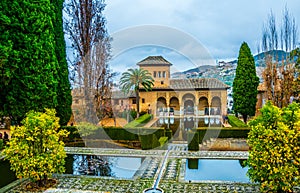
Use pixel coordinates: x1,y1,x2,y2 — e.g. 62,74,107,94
171,50,290,85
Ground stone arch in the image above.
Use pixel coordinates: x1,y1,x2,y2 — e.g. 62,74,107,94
198,96,208,110
157,97,167,112
182,93,195,115
211,96,221,115
169,97,179,110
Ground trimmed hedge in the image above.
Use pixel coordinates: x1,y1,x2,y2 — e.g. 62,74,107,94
124,113,152,128
188,131,199,151
228,115,248,127
62,124,167,149
196,127,250,143
139,133,160,150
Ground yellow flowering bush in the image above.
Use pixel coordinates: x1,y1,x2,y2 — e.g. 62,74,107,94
247,101,300,193
4,109,69,187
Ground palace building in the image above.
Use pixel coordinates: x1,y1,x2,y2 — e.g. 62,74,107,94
133,56,230,118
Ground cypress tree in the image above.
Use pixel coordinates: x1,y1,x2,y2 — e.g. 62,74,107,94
51,0,72,126
0,0,59,124
233,42,259,123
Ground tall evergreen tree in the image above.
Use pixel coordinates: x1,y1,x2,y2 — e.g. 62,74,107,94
0,11,13,117
233,42,259,123
51,0,72,126
0,0,59,124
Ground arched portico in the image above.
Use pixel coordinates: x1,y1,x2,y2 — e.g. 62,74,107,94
157,97,167,115
198,96,208,115
169,97,180,110
211,96,221,115
182,93,195,115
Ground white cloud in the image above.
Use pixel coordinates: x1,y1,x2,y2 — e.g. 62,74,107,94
104,0,300,82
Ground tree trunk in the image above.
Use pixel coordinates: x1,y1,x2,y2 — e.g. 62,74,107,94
136,90,140,118
242,114,247,123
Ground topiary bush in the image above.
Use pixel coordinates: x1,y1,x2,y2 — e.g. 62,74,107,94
124,113,152,128
228,115,248,127
159,137,168,148
197,127,250,143
139,133,160,150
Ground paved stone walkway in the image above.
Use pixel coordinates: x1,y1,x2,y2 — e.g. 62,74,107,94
65,147,249,159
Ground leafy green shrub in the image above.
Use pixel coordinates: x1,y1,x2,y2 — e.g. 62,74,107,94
124,113,152,128
130,110,137,121
60,126,81,140
228,115,247,127
0,139,3,150
4,109,68,186
247,102,300,193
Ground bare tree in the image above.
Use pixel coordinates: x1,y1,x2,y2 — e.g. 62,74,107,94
64,0,113,124
260,8,298,107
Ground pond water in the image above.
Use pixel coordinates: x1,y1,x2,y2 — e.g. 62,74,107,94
65,155,143,179
153,117,221,141
0,155,142,189
154,117,221,130
185,159,250,183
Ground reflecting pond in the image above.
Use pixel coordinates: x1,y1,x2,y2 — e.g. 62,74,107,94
65,155,143,179
185,159,250,183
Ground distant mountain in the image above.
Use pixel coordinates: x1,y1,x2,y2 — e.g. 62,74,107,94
183,65,217,74
171,50,290,86
254,50,288,61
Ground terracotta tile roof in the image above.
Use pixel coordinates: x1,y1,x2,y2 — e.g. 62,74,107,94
111,90,136,99
169,78,229,89
148,78,229,90
137,56,172,66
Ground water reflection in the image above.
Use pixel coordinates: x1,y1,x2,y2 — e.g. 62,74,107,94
185,159,250,182
65,155,142,179
73,155,112,176
154,118,222,141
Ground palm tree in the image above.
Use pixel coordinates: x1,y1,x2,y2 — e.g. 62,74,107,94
119,68,154,117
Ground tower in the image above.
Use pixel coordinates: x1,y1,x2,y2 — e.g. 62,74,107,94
137,56,172,88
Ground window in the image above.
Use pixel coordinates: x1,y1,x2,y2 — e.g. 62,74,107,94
121,100,123,106
132,99,136,104
161,81,164,85
142,98,145,103
153,71,156,78
162,71,166,78
158,71,161,78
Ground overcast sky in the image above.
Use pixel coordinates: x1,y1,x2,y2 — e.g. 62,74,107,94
103,0,300,75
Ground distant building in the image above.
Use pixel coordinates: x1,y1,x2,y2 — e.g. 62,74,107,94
256,83,268,115
136,56,230,117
